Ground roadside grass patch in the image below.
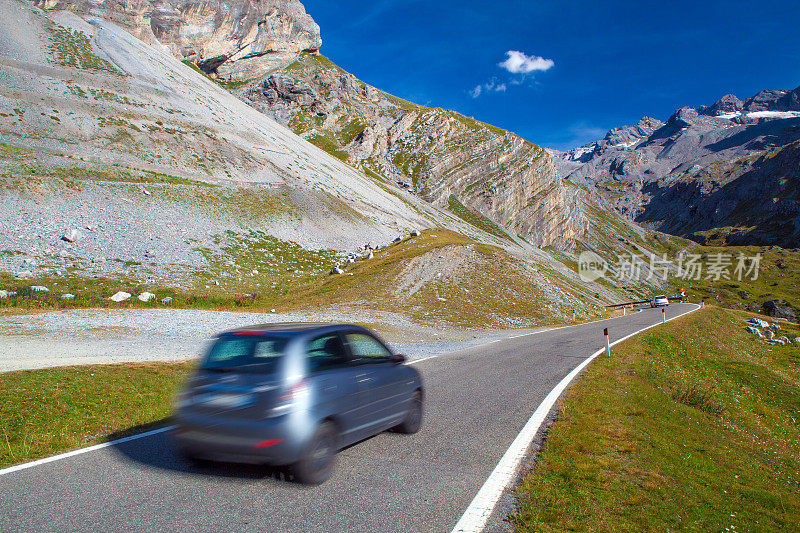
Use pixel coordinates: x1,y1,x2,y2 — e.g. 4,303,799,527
515,307,800,531
0,361,193,468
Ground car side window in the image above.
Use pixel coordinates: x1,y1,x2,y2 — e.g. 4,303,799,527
345,333,391,362
306,334,349,372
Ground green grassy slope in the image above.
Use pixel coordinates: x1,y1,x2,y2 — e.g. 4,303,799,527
515,307,800,531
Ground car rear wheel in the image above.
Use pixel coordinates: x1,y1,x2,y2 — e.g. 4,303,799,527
293,421,338,485
396,391,423,434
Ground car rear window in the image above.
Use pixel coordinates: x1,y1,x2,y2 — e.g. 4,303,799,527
201,334,291,373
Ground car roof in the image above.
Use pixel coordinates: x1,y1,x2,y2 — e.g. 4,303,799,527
218,322,365,336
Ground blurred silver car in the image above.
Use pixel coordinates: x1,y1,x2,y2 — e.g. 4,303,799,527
650,295,670,307
173,323,424,484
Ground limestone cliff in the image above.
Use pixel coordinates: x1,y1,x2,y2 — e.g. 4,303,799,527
240,53,587,247
34,0,321,81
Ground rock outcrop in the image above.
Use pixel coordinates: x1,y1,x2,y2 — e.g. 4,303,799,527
35,0,321,81
556,86,800,247
240,53,587,247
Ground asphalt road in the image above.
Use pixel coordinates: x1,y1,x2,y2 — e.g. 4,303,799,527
0,304,697,532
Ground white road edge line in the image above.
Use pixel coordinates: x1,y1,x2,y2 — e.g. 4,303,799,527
0,425,176,477
450,303,701,533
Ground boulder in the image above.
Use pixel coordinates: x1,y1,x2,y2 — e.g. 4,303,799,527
745,326,758,335
138,292,156,302
778,336,790,343
330,267,343,275
764,329,775,340
367,252,374,260
762,300,798,323
62,229,82,243
161,297,174,305
30,285,49,293
61,293,75,300
109,291,131,302
410,229,421,237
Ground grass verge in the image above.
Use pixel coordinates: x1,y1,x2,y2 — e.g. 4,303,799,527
515,307,800,531
0,361,193,468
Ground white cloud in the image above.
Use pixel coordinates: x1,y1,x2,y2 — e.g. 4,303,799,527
470,78,507,99
498,50,554,74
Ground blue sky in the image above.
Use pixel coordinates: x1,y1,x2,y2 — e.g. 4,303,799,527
301,0,800,150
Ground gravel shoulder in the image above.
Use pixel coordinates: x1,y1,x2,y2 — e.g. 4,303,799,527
0,308,543,371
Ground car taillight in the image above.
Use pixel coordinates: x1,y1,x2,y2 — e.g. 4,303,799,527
265,380,309,418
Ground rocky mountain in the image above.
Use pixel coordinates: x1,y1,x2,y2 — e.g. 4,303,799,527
35,0,322,81
237,53,587,247
557,87,800,247
32,0,586,248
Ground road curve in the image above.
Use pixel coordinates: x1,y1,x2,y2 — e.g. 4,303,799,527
0,304,698,532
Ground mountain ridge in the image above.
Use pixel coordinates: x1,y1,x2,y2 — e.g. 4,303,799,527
556,86,800,247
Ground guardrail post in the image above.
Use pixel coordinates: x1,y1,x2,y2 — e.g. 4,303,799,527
604,328,610,357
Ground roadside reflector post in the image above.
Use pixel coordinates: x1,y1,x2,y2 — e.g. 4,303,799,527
604,328,610,357
662,307,666,324
572,309,575,321
623,305,626,316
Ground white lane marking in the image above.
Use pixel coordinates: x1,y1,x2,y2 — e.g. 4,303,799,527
0,425,176,477
450,304,700,533
407,355,438,365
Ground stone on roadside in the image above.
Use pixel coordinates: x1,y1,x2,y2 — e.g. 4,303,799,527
30,285,49,293
764,329,775,340
778,336,790,344
367,252,374,260
109,291,131,302
410,229,421,237
138,291,156,302
161,296,173,305
330,267,343,275
745,326,758,335
61,293,75,300
62,229,82,243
